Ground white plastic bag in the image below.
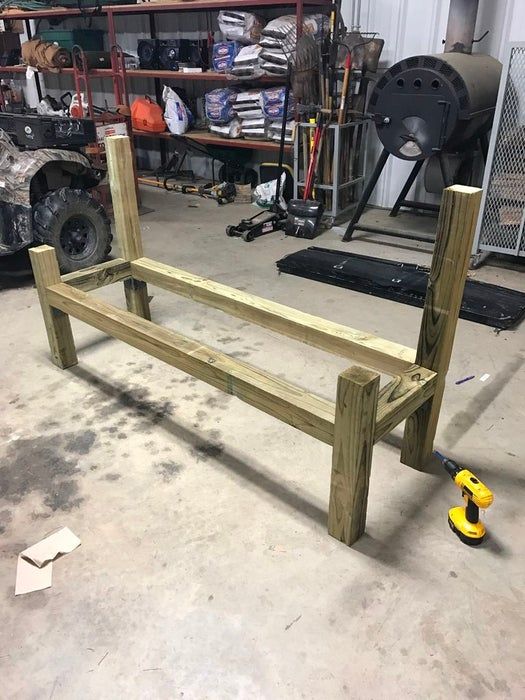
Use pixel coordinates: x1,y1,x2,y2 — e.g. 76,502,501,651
162,85,188,135
253,177,285,208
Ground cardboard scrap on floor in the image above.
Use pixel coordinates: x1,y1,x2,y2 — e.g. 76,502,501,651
15,527,81,596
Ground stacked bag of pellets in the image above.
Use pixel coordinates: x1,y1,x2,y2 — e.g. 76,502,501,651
205,87,241,138
261,86,296,144
230,44,263,79
218,11,265,45
212,41,241,72
261,86,295,120
235,89,266,139
215,12,328,79
215,11,265,79
268,119,296,144
259,14,329,74
204,84,296,144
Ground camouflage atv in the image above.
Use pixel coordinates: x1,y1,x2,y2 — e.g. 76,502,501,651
0,129,112,272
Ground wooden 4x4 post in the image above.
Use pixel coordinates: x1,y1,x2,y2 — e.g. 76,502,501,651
29,136,481,547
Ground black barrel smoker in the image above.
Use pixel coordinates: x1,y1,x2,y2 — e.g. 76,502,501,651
343,0,502,242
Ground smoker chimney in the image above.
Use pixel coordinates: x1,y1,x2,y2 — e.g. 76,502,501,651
444,0,480,53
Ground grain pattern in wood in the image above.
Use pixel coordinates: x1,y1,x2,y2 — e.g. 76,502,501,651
131,257,416,375
328,366,380,545
61,258,130,291
105,135,151,320
105,135,143,261
29,245,78,369
46,282,336,444
374,365,436,442
124,278,151,318
401,185,482,468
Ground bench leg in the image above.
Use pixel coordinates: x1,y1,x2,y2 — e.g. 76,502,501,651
105,134,151,320
124,278,151,319
29,245,78,369
401,185,482,469
328,366,380,546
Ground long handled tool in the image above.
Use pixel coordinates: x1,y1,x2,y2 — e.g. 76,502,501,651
166,181,236,205
338,50,352,125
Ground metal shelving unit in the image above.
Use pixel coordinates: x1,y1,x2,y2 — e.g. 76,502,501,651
0,0,329,160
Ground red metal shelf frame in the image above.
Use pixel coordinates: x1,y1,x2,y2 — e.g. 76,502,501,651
0,0,329,21
133,128,292,152
0,65,283,84
0,0,327,158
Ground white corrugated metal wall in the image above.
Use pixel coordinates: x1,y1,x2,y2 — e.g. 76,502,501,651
341,0,521,206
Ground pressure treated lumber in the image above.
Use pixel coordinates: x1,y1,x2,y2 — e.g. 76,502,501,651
46,282,336,445
29,245,78,369
328,366,380,545
131,257,416,376
30,137,481,549
105,136,144,261
105,135,151,320
124,278,151,318
61,258,130,291
374,365,436,442
401,185,482,469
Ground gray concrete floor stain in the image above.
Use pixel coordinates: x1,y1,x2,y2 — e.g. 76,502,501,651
0,191,524,698
156,461,185,483
0,433,89,511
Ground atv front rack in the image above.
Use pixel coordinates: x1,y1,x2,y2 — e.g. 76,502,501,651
30,136,482,547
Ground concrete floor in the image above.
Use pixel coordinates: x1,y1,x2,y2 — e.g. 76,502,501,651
1,189,524,699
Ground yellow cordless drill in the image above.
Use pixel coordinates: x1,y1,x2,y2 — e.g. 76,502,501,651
435,451,494,546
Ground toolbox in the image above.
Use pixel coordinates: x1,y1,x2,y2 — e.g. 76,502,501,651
0,112,96,149
39,29,105,51
51,0,135,6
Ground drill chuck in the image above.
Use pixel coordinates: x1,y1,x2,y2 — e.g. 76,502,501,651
435,450,462,479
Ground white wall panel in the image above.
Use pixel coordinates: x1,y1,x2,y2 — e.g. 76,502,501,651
340,0,525,207
341,0,450,206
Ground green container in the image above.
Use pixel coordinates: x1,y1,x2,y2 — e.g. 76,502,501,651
39,29,105,51
57,0,135,6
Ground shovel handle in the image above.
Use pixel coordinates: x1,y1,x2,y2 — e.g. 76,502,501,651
304,120,323,199
338,52,352,126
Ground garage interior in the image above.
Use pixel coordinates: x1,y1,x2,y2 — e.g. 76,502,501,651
1,0,524,698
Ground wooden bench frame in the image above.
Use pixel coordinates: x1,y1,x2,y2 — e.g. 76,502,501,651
29,136,482,547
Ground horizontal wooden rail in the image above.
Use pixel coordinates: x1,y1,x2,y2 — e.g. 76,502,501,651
46,282,336,445
61,258,130,291
47,280,435,448
131,257,417,376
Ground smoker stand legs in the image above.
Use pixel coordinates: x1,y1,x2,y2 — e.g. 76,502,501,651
342,148,390,241
389,160,425,217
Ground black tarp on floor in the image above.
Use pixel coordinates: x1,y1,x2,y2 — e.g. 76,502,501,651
276,247,525,330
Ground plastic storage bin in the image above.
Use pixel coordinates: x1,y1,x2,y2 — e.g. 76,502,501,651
39,29,105,51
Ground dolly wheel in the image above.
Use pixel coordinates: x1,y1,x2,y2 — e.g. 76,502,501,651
242,231,255,242
226,225,236,237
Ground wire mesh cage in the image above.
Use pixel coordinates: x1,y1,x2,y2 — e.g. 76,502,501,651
473,43,525,260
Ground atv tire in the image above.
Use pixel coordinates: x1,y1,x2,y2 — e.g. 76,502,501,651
33,187,112,273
